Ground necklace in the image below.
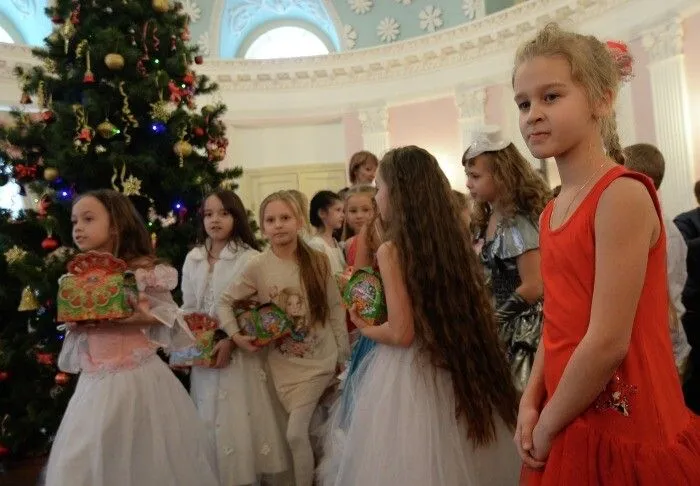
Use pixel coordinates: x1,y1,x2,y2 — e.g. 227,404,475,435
557,161,607,220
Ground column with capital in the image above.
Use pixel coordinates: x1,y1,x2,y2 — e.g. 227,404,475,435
642,19,696,216
358,105,389,158
455,87,486,155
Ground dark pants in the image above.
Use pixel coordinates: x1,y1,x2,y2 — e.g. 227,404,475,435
682,310,700,413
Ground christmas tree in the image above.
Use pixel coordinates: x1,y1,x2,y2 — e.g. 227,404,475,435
0,0,243,461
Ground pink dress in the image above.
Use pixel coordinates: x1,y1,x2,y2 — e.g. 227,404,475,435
45,265,219,486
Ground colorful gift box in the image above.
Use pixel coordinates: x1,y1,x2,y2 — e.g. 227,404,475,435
57,252,138,323
235,300,294,347
337,267,387,326
169,313,228,367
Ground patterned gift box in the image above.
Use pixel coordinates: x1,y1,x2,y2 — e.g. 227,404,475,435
337,267,387,326
169,313,227,368
235,300,294,347
57,252,138,323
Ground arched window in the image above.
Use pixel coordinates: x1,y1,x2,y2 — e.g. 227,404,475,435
243,26,330,60
0,25,14,43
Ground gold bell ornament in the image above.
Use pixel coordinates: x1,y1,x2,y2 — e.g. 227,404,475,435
18,286,40,312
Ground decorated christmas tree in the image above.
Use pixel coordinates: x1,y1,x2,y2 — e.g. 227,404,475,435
0,0,243,461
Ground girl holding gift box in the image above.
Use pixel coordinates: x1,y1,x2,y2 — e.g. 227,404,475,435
321,146,521,486
181,190,290,486
218,190,350,486
46,189,218,486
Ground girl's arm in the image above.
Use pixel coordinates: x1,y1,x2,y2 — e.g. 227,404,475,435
521,339,546,409
358,242,414,347
515,249,544,303
216,261,261,352
536,177,659,439
180,253,198,313
326,272,350,363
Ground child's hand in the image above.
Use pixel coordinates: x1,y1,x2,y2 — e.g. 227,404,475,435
514,404,546,469
231,333,260,353
211,338,234,368
114,297,157,327
348,304,370,329
530,419,554,463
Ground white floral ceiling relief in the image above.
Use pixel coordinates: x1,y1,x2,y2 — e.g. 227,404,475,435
419,6,442,32
181,0,202,22
331,0,492,50
348,0,373,15
342,24,358,49
462,0,478,20
377,17,399,43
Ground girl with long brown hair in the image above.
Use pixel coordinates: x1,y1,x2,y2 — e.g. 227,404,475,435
217,190,349,486
321,146,520,485
46,189,218,486
465,126,551,393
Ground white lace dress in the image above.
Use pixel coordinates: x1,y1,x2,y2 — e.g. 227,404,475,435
45,265,219,486
189,272,290,486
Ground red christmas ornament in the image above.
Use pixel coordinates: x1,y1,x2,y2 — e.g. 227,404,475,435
36,352,54,365
0,444,9,457
0,371,9,382
83,71,95,83
51,14,64,24
194,55,203,65
41,110,56,123
55,372,70,386
20,91,32,104
183,71,195,86
41,236,59,251
70,3,81,25
194,127,205,137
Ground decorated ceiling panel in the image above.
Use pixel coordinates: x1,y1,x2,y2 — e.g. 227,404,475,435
0,0,518,57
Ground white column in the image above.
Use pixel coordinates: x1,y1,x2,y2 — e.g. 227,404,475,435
454,87,486,154
357,105,389,157
615,83,636,148
642,19,696,216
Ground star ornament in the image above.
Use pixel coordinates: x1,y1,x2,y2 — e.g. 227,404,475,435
5,246,28,265
122,175,142,196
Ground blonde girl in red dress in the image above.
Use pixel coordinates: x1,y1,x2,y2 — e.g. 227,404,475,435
512,23,700,485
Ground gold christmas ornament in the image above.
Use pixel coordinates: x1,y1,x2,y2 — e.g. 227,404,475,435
173,140,192,158
104,53,125,71
61,22,76,54
150,100,173,121
4,246,28,265
18,286,40,312
43,167,59,181
97,120,120,139
48,30,61,44
152,0,170,12
122,175,142,196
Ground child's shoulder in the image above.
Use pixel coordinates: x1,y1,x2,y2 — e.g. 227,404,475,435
184,245,206,262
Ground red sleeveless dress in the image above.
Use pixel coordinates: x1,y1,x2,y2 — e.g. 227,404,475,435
522,166,700,485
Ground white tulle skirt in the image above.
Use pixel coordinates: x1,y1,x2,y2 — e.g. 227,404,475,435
190,350,290,486
319,343,521,486
45,356,219,486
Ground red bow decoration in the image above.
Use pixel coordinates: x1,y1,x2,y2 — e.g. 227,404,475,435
606,40,633,82
14,164,37,180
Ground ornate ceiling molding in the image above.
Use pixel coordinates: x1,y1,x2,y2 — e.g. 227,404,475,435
0,0,695,118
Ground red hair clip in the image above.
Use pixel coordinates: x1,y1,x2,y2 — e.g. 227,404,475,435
606,40,634,82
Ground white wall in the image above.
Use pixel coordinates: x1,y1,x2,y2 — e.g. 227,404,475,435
224,121,347,170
